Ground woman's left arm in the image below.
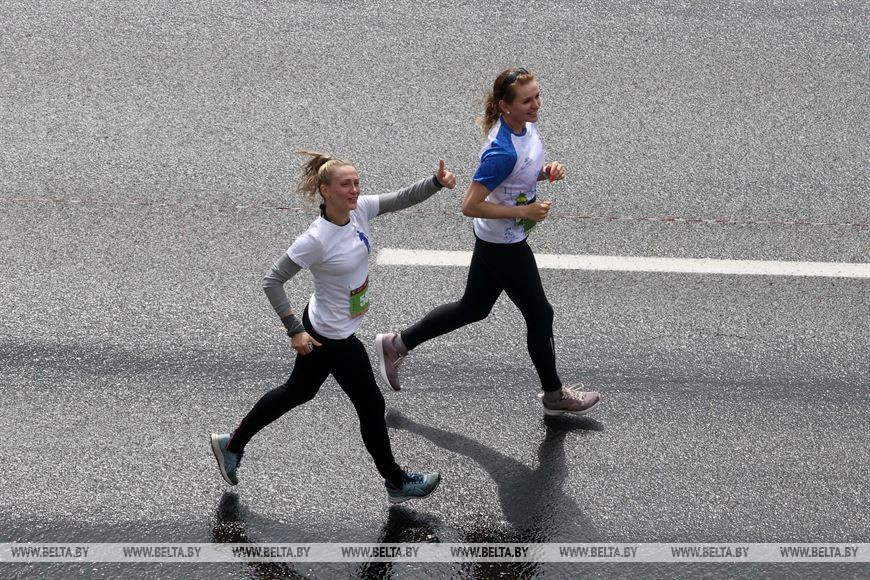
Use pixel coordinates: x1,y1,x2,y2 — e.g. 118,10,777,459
376,160,456,215
538,161,566,182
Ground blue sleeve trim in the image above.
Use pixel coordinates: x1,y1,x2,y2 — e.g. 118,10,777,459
473,148,517,192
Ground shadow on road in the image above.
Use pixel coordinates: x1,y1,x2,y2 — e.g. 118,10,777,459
355,505,441,579
386,410,602,577
212,491,307,580
386,410,602,537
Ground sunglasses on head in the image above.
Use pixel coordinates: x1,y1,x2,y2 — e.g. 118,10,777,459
502,67,530,87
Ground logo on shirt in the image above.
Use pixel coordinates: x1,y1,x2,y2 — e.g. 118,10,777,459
357,230,371,254
520,155,533,171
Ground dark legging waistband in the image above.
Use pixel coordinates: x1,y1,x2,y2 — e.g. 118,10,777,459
302,304,354,345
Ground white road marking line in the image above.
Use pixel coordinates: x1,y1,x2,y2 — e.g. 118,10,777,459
376,249,870,279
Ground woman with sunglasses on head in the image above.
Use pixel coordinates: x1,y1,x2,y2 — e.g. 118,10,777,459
210,151,456,503
376,67,600,416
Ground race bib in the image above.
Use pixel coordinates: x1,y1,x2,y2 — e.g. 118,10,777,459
515,192,537,234
349,277,370,318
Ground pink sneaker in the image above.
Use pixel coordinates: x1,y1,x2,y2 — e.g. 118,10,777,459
375,332,406,391
538,385,601,416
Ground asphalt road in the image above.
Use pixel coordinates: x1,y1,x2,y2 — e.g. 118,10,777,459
1,1,868,578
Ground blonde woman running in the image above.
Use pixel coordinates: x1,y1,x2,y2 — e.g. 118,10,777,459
211,152,456,503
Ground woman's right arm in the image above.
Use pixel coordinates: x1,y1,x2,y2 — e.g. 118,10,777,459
262,253,322,353
263,253,302,325
461,181,551,222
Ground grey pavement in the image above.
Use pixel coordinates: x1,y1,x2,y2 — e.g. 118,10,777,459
1,1,868,579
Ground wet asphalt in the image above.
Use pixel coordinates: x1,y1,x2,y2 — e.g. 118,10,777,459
1,1,868,578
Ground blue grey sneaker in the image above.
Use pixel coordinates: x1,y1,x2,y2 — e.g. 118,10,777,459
210,433,243,485
385,471,441,504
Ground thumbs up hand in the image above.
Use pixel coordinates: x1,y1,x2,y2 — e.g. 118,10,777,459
435,159,456,189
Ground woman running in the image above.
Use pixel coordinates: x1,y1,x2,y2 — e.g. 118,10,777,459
211,151,456,503
376,67,600,416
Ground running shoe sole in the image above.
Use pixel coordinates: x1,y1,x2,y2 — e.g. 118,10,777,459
387,477,441,504
375,333,400,391
210,433,236,485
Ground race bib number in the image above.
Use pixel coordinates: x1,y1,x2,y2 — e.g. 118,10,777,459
349,277,370,318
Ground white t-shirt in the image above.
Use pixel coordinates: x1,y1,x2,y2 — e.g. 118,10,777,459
287,195,379,339
472,119,546,244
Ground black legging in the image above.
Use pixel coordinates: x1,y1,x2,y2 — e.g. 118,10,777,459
401,235,562,391
228,308,404,488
